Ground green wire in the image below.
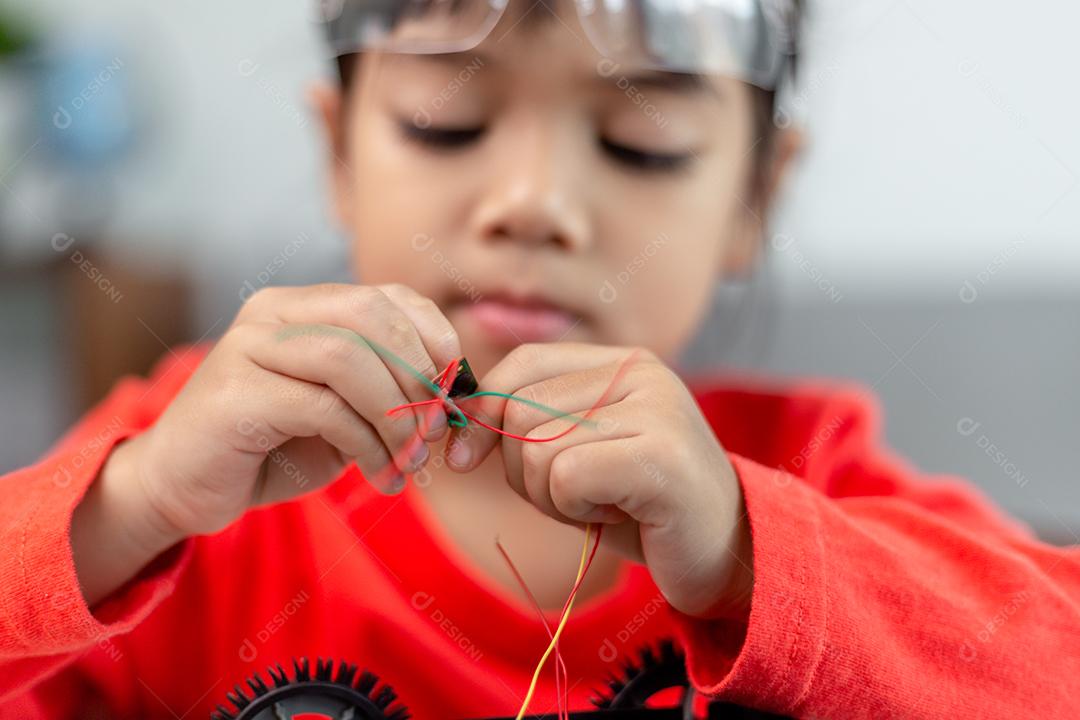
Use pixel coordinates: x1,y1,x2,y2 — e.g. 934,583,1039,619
274,324,597,431
275,325,443,394
457,391,598,430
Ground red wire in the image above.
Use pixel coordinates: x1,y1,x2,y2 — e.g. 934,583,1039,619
456,409,575,442
432,365,450,385
496,540,570,720
388,398,442,412
388,350,640,443
381,356,619,717
559,523,604,617
440,358,459,390
498,524,604,720
385,358,457,419
387,402,564,442
551,523,603,719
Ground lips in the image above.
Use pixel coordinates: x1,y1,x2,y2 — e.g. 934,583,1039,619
462,293,580,345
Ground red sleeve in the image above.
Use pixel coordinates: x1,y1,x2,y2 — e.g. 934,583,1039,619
671,384,1080,718
0,346,207,717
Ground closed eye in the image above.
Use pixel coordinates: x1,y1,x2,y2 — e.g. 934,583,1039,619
399,121,485,149
599,137,694,173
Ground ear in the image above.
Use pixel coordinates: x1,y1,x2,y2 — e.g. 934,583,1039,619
723,126,804,277
308,80,355,229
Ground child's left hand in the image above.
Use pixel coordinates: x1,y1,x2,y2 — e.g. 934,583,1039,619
443,343,754,620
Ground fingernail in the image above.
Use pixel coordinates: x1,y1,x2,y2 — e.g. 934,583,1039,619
426,410,447,437
388,474,406,495
447,439,471,470
407,444,430,473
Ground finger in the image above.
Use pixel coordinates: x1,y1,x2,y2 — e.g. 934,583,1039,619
377,283,461,369
238,321,430,478
446,344,645,472
378,283,463,440
251,435,348,507
547,439,666,524
512,404,637,523
492,363,636,499
231,366,404,494
240,284,454,440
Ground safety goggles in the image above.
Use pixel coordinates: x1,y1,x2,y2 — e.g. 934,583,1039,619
317,0,797,90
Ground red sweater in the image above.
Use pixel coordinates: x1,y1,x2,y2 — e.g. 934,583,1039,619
1,345,1077,719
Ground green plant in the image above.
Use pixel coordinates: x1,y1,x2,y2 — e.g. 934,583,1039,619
0,7,35,59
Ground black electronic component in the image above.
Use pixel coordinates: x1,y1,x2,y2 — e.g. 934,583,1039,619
447,357,478,399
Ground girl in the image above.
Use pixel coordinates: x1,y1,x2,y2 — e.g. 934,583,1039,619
1,0,1077,717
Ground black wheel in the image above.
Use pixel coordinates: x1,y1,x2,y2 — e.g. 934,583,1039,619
591,640,695,714
210,656,410,720
591,640,789,720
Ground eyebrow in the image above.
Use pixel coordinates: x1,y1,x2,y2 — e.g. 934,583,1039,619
405,52,722,100
606,70,723,100
409,50,489,67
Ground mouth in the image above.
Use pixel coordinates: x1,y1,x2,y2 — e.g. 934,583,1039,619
457,290,582,346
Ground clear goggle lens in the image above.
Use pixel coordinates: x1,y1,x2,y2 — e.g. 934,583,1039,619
319,0,794,89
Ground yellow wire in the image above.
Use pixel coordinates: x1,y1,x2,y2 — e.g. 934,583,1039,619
514,523,594,720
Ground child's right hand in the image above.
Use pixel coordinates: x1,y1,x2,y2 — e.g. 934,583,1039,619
71,284,460,604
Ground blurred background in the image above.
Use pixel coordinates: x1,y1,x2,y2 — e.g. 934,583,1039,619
1,1,1076,540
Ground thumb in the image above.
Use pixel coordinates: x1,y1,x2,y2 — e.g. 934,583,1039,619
443,343,639,472
250,435,348,506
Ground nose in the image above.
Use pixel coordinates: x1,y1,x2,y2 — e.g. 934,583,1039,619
469,120,592,253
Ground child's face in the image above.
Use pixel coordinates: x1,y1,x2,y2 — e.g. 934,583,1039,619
316,0,793,373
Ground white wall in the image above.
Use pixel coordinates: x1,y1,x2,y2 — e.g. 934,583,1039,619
3,0,1078,534
771,0,1079,300
6,0,1078,309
